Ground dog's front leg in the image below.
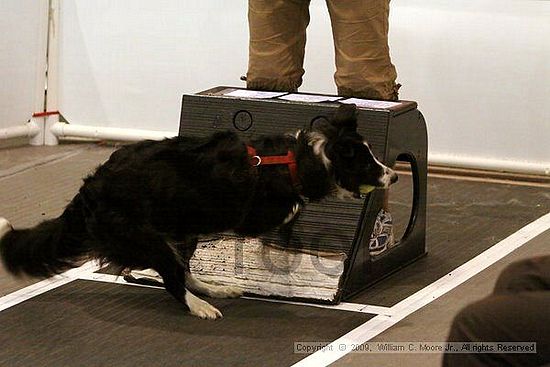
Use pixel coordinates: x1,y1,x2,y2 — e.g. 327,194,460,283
158,264,223,319
184,289,223,319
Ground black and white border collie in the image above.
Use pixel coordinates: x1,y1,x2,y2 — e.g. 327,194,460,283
0,104,397,319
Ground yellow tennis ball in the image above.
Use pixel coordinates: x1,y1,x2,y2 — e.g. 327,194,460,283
359,185,375,195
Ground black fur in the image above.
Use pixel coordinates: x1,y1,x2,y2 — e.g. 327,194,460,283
0,104,392,311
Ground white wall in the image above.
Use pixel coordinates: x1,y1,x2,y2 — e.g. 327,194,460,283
58,0,249,132
57,0,550,173
0,0,48,129
390,0,550,173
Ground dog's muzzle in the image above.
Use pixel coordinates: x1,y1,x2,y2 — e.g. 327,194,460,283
379,167,398,188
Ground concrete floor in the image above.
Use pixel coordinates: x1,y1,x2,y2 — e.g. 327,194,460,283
0,142,116,296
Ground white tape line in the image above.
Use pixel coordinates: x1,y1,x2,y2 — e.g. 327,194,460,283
0,261,100,312
0,149,86,181
78,272,393,315
242,296,393,316
78,272,164,289
359,304,395,316
293,211,550,367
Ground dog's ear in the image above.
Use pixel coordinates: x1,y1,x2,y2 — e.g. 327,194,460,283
331,104,358,132
311,116,338,138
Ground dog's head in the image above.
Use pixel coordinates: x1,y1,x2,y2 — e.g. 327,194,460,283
310,104,398,198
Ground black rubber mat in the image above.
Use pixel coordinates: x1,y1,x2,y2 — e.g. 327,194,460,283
0,280,372,367
351,174,550,306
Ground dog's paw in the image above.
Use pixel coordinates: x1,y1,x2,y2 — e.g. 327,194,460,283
185,291,223,320
190,300,223,320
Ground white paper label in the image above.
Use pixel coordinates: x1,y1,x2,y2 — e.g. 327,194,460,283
278,93,342,103
340,97,401,109
224,89,288,99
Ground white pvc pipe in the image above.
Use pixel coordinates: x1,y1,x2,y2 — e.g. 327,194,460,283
0,122,41,141
43,0,60,146
42,115,59,146
48,122,550,175
50,122,175,142
29,0,50,146
429,153,550,176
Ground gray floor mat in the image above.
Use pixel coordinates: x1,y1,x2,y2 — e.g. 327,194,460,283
0,279,372,367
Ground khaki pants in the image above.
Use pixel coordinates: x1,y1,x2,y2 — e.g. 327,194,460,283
247,0,399,100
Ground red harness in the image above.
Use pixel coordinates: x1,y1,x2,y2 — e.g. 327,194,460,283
247,146,300,189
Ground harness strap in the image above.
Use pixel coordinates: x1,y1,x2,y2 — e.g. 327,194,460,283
247,145,300,190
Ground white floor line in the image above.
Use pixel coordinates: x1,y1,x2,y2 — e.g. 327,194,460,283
78,272,394,315
0,261,100,312
0,149,87,181
293,211,550,367
242,296,393,316
358,304,395,316
78,272,164,289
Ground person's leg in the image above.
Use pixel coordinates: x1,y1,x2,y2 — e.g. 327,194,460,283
444,257,550,366
444,292,550,366
247,0,311,92
493,255,550,294
326,0,399,100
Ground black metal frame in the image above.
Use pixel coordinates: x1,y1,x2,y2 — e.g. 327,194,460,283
179,86,427,303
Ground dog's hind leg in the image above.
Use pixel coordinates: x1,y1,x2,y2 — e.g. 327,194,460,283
185,272,243,299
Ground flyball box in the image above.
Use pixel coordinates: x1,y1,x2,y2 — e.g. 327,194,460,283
178,86,427,303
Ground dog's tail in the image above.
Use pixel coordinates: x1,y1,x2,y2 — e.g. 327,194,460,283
0,194,91,278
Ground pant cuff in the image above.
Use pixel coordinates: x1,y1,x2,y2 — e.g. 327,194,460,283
339,83,401,101
246,77,301,93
